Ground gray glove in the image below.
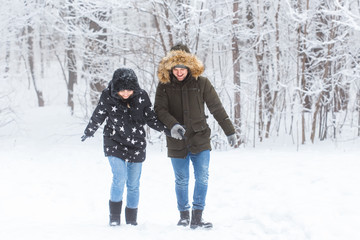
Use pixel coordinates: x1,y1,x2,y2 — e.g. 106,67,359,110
170,124,186,140
81,134,88,142
81,134,93,142
227,134,236,147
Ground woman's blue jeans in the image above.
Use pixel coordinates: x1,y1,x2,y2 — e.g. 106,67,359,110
108,156,142,209
171,150,210,211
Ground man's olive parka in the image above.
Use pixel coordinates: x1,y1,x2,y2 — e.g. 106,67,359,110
154,49,235,158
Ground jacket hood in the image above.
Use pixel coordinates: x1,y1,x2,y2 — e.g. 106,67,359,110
110,68,140,99
157,50,204,84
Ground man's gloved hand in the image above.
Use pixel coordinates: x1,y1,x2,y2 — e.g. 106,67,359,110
227,134,236,147
81,134,90,142
170,124,186,140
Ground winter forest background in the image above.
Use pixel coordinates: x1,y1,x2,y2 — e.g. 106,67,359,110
1,0,360,148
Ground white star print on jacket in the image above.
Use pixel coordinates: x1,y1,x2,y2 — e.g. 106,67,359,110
83,87,169,163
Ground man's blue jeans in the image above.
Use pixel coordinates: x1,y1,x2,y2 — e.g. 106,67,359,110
108,156,142,208
171,150,210,211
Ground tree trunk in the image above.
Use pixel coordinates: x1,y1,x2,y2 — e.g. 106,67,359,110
254,0,271,141
298,0,310,144
310,4,336,143
232,0,241,147
65,1,77,115
256,47,264,142
164,2,174,47
153,12,167,55
310,57,331,143
266,1,281,138
27,24,44,107
83,10,109,106
66,38,77,114
5,33,10,77
194,2,204,55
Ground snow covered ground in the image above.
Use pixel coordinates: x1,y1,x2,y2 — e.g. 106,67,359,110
1,105,360,240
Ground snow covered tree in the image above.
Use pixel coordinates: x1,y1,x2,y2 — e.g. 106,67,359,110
1,0,359,146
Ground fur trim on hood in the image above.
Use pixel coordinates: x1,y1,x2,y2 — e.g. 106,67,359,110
157,50,204,84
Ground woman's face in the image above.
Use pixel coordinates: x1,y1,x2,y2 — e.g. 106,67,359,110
117,90,134,99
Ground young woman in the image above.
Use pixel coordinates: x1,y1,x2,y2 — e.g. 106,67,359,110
81,68,170,226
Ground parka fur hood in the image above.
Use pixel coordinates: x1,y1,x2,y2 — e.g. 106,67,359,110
157,50,205,84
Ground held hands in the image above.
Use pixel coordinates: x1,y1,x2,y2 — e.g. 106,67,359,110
170,124,186,140
227,134,236,147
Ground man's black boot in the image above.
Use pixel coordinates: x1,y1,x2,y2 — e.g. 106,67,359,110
190,209,213,229
177,210,190,226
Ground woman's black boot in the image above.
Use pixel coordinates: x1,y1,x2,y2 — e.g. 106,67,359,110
109,200,122,226
125,207,138,225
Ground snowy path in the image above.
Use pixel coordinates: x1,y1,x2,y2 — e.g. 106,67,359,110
1,106,360,240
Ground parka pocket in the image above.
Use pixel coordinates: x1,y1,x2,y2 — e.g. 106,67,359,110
191,118,208,132
167,136,186,150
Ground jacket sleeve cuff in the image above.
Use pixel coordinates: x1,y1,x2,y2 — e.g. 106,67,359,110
219,118,235,136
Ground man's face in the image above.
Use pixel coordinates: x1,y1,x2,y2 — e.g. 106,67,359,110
172,67,188,81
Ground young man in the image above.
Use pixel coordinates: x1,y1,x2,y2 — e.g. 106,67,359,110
154,44,236,229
